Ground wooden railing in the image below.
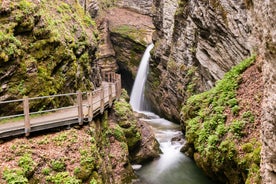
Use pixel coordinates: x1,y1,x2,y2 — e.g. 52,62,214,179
0,73,121,138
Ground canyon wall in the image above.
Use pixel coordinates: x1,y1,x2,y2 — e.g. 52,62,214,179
252,0,276,183
116,0,153,15
148,0,275,183
147,0,254,121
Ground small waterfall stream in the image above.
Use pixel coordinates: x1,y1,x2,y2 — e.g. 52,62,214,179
130,43,154,112
130,44,216,184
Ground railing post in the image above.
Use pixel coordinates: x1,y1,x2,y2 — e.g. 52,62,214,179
100,85,104,114
108,73,111,82
115,75,119,100
102,71,105,81
77,91,83,125
118,74,122,96
109,83,112,107
88,91,93,122
23,96,31,136
112,72,115,82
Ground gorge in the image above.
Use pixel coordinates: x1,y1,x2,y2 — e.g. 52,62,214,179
0,0,275,184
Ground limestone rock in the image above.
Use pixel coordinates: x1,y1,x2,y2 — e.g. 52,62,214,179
116,0,153,15
252,0,276,183
79,0,99,18
130,120,161,164
147,0,255,121
105,7,154,91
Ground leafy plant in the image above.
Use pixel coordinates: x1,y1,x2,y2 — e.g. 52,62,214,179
51,159,66,172
46,172,81,184
42,167,51,175
3,169,28,184
18,154,36,177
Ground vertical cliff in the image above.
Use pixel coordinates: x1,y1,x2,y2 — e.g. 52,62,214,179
147,0,255,121
147,0,275,183
116,0,153,15
252,0,276,183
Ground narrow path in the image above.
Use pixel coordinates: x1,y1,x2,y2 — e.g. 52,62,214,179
0,81,119,138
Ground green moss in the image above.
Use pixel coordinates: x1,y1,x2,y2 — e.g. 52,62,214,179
181,55,257,181
0,0,99,115
3,169,28,184
114,100,132,119
42,167,51,176
111,25,147,46
51,159,66,172
18,154,36,177
242,111,255,123
46,172,81,184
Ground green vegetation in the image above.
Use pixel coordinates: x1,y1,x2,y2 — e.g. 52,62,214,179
181,55,260,183
111,25,148,46
0,0,99,116
2,154,36,183
46,172,81,184
113,90,141,151
51,159,66,172
3,169,28,184
42,167,51,175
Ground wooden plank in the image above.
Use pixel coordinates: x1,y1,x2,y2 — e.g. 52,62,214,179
77,91,83,125
23,96,31,136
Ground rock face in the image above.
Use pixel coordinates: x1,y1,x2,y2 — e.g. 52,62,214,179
130,120,161,164
252,0,276,183
147,0,254,121
116,0,153,15
79,0,99,18
0,0,100,115
96,18,118,76
103,8,154,92
146,0,275,183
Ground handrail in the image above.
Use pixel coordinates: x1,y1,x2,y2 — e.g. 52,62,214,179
0,72,122,137
28,92,78,101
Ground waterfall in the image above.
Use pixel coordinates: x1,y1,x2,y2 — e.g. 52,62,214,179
129,43,215,184
130,43,154,111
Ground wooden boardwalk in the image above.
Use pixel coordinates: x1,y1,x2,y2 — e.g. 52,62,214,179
0,73,121,139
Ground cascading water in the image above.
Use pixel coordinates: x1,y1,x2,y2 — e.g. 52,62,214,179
130,43,154,112
130,44,216,184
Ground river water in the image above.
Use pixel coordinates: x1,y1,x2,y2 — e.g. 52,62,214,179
130,44,216,184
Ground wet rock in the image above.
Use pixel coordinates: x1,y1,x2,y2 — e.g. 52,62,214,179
180,141,194,158
171,134,184,145
131,120,161,164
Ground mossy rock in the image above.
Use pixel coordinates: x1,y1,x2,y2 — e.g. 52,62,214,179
0,0,100,115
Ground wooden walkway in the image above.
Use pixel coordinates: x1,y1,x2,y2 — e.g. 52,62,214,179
0,73,121,139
